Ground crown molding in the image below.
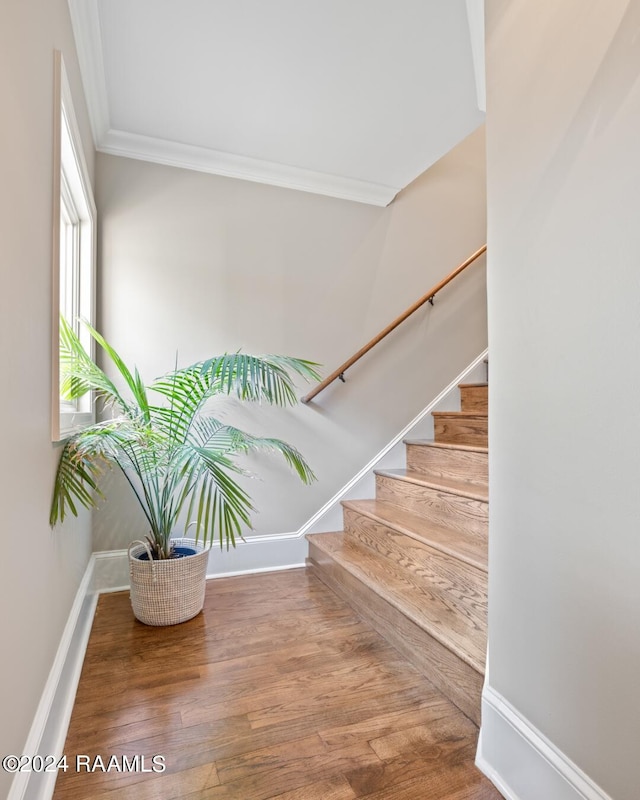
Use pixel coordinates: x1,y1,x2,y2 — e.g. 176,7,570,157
98,129,398,206
67,0,110,144
67,0,397,206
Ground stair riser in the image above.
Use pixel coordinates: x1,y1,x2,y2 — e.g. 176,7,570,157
308,532,486,670
433,415,488,447
375,475,487,539
307,545,483,725
343,508,487,631
345,499,488,572
405,445,488,488
459,385,488,413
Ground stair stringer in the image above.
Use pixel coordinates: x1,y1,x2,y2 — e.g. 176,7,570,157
301,348,488,537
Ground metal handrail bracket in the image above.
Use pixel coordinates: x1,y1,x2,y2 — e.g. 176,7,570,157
301,244,487,404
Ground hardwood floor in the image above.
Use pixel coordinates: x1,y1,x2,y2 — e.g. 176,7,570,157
53,569,501,800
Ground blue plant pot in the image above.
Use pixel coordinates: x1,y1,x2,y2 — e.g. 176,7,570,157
136,545,198,561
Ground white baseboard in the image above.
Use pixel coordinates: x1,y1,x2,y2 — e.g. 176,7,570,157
9,558,97,800
477,686,614,800
203,533,307,578
92,532,309,593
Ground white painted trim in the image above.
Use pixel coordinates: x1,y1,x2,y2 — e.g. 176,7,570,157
92,535,309,593
203,533,309,576
476,727,518,800
53,51,98,443
477,686,615,800
91,549,129,594
65,1,398,208
63,0,402,207
66,0,397,206
67,0,110,144
8,558,97,800
300,348,489,536
206,562,305,579
59,55,97,222
97,128,398,207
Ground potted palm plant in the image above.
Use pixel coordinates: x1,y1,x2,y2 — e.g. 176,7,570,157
50,317,319,626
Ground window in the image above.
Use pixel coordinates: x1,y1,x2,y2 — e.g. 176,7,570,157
52,51,96,441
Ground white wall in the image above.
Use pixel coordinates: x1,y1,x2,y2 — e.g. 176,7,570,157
0,1,95,796
94,126,487,551
483,2,640,799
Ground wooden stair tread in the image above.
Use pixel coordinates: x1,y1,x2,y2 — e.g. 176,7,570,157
403,439,488,455
307,532,486,674
457,382,488,388
342,499,488,572
374,469,488,504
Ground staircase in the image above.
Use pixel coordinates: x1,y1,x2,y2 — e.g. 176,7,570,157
306,381,488,725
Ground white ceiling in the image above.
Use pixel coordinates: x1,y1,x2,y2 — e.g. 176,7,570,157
69,0,485,206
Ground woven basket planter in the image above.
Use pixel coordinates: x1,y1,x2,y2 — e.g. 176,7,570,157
128,538,210,626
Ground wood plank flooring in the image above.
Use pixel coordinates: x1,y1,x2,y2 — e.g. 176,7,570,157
53,569,501,800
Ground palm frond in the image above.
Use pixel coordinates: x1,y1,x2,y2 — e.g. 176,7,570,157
82,320,152,420
59,316,129,412
169,442,254,548
155,353,321,411
52,325,319,557
150,366,210,443
50,437,104,525
189,421,316,484
248,436,316,484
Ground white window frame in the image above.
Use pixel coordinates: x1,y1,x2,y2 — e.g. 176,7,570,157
51,51,97,441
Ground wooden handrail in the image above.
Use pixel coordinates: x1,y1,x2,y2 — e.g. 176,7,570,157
301,244,487,404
